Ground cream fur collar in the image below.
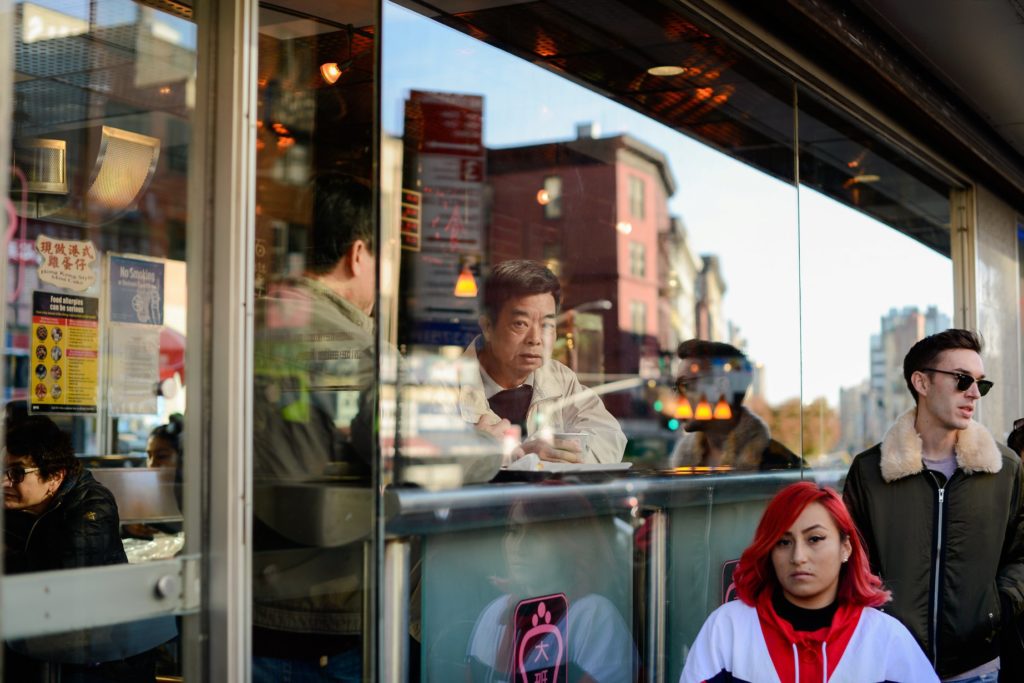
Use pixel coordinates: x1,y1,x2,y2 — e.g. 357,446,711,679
880,408,1002,482
670,408,771,469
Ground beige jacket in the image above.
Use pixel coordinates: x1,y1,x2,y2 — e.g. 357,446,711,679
458,338,627,464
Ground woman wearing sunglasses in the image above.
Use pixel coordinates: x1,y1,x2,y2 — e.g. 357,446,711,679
3,415,127,572
680,482,937,683
3,416,170,681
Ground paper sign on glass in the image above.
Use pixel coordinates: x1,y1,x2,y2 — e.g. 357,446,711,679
35,236,97,292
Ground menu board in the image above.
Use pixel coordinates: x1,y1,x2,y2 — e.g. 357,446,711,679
30,291,99,414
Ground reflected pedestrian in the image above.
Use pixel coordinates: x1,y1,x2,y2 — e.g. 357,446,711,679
670,339,799,471
251,173,375,682
1008,417,1024,458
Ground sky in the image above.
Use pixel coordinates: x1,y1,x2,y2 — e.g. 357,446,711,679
381,1,953,406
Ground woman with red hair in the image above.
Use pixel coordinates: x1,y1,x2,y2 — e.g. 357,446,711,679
680,481,936,683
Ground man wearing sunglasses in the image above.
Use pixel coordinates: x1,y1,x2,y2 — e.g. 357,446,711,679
844,329,1024,682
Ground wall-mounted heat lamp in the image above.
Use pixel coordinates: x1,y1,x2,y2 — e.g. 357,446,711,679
13,126,160,226
9,138,68,219
82,127,161,213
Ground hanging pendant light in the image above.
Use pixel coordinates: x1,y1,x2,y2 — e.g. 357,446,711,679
675,397,693,419
453,263,478,297
713,396,733,420
320,62,343,84
694,396,713,420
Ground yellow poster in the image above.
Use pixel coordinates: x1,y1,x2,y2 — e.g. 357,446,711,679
30,291,99,414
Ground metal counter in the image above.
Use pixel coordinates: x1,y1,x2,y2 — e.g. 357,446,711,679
384,468,836,683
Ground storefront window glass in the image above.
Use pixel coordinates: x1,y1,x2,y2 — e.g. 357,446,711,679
380,1,805,680
797,89,954,475
379,1,956,681
4,0,196,677
250,1,378,680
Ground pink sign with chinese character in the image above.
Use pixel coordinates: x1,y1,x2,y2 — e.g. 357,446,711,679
512,594,568,683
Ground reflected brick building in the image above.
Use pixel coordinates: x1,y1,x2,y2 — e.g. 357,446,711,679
486,125,676,386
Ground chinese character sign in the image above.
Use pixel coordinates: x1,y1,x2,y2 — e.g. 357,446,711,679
513,594,568,683
35,235,97,292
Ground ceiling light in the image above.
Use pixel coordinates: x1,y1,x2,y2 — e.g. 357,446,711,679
320,62,343,85
647,65,685,77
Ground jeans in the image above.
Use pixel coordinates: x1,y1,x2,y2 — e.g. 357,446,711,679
252,647,361,683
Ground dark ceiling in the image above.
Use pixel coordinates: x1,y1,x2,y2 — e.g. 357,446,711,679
858,0,1024,159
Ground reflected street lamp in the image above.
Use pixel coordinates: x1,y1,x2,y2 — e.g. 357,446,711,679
556,299,612,323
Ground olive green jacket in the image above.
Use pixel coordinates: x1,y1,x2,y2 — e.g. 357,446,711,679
251,276,373,638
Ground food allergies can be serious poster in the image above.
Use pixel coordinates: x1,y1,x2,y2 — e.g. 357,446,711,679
30,291,99,414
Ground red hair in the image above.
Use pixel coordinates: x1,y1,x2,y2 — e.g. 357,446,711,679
732,481,889,608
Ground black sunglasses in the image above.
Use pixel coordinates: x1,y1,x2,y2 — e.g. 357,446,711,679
920,368,993,397
4,465,40,484
675,377,698,394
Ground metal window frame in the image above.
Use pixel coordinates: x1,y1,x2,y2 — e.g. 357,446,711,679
189,0,259,679
0,0,13,666
0,0,258,679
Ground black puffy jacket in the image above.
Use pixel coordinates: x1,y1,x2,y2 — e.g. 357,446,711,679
843,410,1024,679
5,468,126,573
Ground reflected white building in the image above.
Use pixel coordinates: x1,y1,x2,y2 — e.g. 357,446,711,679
842,305,952,451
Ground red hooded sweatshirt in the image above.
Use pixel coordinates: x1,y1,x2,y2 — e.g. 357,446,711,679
755,589,863,683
